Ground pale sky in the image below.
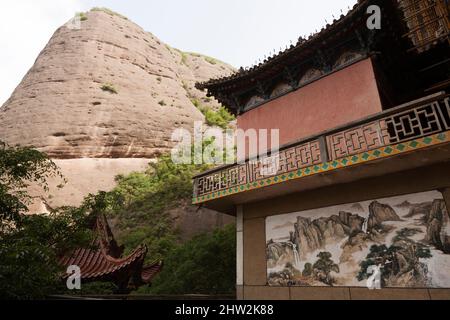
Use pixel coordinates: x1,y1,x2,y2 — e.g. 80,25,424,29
0,0,357,106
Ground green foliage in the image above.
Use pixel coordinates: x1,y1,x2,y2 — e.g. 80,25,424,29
76,12,88,21
91,7,128,20
0,193,123,299
117,218,178,262
110,143,236,295
180,52,188,65
100,83,118,94
204,56,218,65
138,224,236,294
203,106,235,129
115,142,211,213
182,81,189,92
193,100,235,129
190,98,201,108
0,141,123,299
0,141,63,224
184,52,225,66
0,137,235,298
0,208,96,299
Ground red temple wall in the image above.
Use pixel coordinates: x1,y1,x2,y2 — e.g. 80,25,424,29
237,58,383,151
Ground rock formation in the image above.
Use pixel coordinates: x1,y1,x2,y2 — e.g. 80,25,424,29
404,201,432,217
367,201,401,231
395,200,413,209
288,202,401,261
425,199,450,253
291,211,365,258
0,9,234,158
0,8,235,236
350,203,365,212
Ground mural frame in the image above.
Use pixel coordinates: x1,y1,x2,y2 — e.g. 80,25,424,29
265,189,450,289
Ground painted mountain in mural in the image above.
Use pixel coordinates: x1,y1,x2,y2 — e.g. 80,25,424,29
266,191,450,288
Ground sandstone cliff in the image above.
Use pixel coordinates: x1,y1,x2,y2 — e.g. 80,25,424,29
0,9,235,235
0,9,234,158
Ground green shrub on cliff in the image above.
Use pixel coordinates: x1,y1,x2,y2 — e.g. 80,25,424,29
75,12,88,21
91,7,128,20
100,83,118,94
201,106,235,129
191,99,235,129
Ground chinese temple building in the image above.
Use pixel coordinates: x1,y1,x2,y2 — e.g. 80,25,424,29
60,214,162,293
194,0,450,299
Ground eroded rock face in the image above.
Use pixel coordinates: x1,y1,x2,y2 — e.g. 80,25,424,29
367,201,401,231
266,241,296,269
425,199,450,253
0,10,236,238
404,202,432,218
166,199,235,241
292,212,365,258
0,10,234,158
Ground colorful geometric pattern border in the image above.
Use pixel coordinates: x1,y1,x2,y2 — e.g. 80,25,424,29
192,131,450,204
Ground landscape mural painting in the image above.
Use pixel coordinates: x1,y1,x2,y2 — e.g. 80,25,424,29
266,191,450,288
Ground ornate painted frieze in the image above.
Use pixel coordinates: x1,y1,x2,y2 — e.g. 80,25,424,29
193,96,450,203
326,97,450,160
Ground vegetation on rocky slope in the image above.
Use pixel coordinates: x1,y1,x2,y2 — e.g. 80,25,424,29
100,83,118,94
191,98,235,129
90,7,129,20
111,152,211,261
0,7,237,297
0,141,236,297
75,12,88,21
0,142,98,299
84,147,236,295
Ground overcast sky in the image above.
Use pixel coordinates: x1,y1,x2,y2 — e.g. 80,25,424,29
0,0,357,106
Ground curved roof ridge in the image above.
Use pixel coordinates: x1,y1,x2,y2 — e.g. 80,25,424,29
196,0,368,90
